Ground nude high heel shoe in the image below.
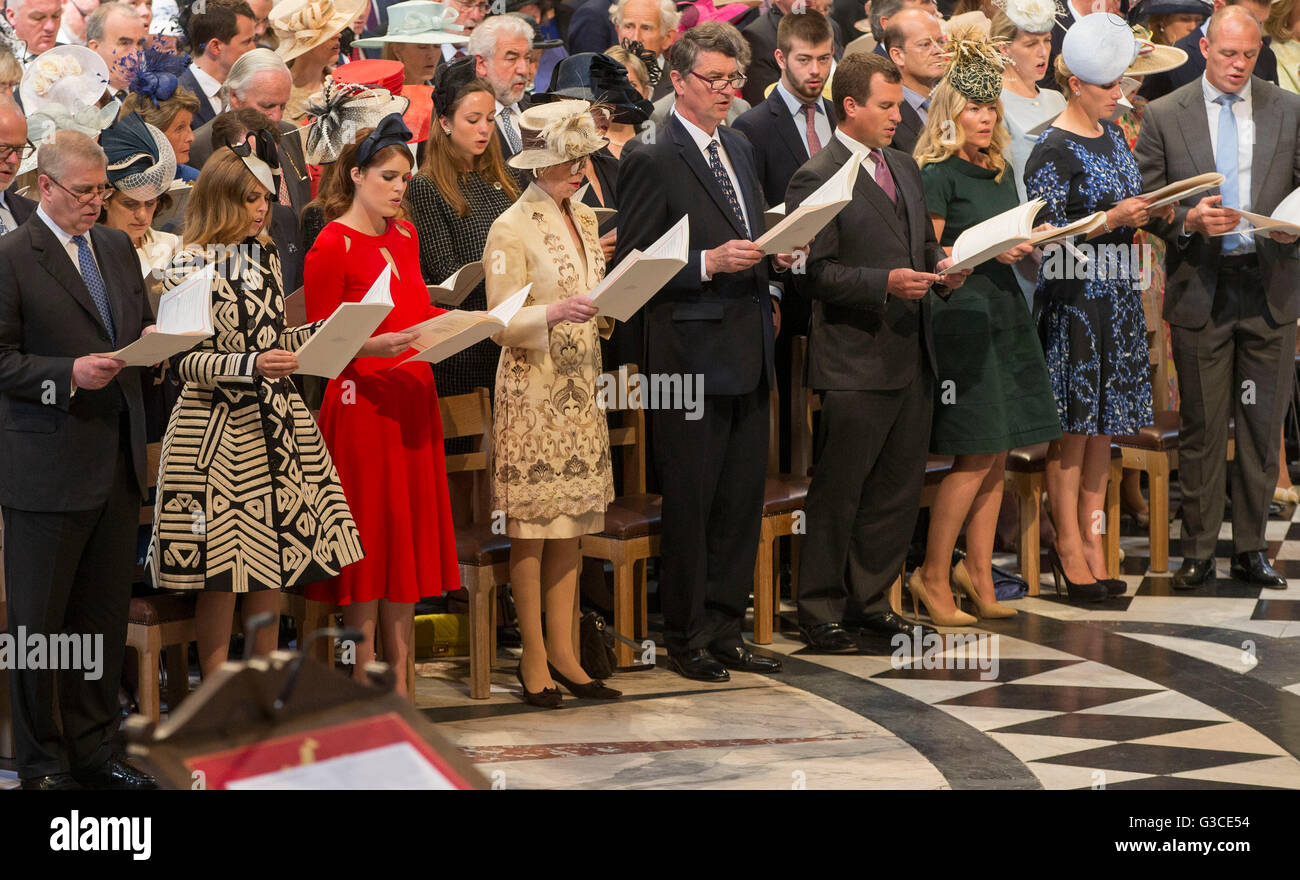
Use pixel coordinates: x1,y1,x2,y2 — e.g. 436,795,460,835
905,570,977,627
952,559,1018,619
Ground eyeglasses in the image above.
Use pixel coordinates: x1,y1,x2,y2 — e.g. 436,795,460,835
908,38,942,53
45,175,114,205
689,70,748,92
0,140,35,162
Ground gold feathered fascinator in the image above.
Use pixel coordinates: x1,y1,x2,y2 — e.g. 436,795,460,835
942,26,1008,105
508,100,610,170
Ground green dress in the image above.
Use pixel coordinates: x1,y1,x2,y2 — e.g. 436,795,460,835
920,156,1061,455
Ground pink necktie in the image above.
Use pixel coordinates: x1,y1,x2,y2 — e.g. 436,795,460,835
870,149,897,204
802,104,822,156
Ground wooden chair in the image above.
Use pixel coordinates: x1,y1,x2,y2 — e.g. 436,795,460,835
753,384,810,644
579,365,662,667
1004,442,1122,594
125,441,197,722
442,387,507,698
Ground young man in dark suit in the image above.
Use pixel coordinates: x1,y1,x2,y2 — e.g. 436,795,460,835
180,0,258,128
0,131,156,789
786,51,966,652
616,22,799,682
739,0,844,107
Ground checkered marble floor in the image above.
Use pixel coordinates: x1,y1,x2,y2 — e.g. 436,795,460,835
406,497,1300,789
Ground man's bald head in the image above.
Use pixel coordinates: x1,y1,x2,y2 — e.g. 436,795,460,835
0,99,29,190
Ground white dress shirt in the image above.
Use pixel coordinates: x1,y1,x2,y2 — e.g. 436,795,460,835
1203,74,1254,252
187,61,223,118
834,128,879,176
496,99,523,150
774,81,832,158
902,85,930,125
674,109,754,280
37,204,103,280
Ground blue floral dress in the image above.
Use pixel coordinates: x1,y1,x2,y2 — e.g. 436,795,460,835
1025,122,1154,436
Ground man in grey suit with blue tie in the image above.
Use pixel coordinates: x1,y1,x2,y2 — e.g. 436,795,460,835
1136,5,1300,589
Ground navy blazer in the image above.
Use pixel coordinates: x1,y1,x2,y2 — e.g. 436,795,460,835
732,88,837,206
177,67,217,128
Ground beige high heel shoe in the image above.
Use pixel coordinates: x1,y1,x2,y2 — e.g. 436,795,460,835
951,560,1018,619
906,570,977,627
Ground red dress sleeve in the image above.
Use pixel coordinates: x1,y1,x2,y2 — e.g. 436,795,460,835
305,223,346,323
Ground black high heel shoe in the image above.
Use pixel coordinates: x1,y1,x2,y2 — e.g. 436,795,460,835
547,662,622,700
1048,549,1108,603
515,665,563,708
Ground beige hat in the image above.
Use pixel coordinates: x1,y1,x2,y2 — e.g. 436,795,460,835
1125,29,1188,77
271,0,369,63
507,101,609,171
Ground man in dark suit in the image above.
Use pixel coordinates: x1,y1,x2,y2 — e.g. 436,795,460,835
1136,6,1300,589
566,0,618,53
616,22,792,682
470,13,537,164
883,6,944,154
180,0,258,128
0,131,156,789
1139,0,1275,100
733,9,835,471
612,0,679,100
739,0,844,107
786,52,966,652
0,102,36,234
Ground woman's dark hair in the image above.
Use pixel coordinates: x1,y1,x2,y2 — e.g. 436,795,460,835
317,127,414,222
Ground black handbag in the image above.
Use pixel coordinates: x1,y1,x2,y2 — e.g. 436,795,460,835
579,612,618,680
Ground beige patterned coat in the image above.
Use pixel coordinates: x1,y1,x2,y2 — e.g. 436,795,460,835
483,183,614,539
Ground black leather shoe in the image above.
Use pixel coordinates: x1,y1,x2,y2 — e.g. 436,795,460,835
844,611,936,639
73,758,157,790
668,648,730,682
547,662,621,700
1230,551,1287,588
801,622,858,653
709,643,783,673
21,773,83,790
1173,557,1215,590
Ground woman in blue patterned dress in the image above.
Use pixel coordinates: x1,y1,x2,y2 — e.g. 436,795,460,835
1024,15,1172,602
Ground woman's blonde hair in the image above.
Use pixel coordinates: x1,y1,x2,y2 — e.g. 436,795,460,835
1053,54,1073,93
913,77,1009,181
183,148,273,247
0,43,22,91
1264,0,1296,42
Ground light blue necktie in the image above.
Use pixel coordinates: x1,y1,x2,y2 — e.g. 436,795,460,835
1214,92,1248,254
72,234,116,346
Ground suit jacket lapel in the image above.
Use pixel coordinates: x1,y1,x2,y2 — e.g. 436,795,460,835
838,139,908,249
1251,80,1279,208
768,92,810,167
672,116,749,239
30,215,111,339
887,150,926,260
1178,84,1217,188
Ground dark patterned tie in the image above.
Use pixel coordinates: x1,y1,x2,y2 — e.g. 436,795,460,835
72,234,116,346
499,105,522,154
802,104,822,156
707,140,749,238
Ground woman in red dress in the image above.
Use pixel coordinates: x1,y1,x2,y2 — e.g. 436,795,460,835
304,114,461,695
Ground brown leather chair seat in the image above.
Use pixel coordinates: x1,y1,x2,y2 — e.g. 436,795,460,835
128,592,197,626
1006,442,1050,473
595,493,662,540
455,522,511,567
1114,410,1181,451
764,474,810,515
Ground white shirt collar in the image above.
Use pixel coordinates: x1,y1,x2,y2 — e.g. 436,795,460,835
188,61,222,100
36,204,81,247
834,127,875,156
1202,74,1252,105
496,98,521,118
673,108,720,150
774,81,822,117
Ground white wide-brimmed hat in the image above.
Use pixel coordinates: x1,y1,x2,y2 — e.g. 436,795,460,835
351,1,470,47
20,45,109,114
1062,13,1140,85
507,100,609,171
272,0,370,63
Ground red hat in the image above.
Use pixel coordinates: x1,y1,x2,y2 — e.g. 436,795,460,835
332,60,434,143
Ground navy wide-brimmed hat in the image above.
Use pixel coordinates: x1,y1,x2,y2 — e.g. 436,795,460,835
531,52,654,125
1127,0,1212,23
